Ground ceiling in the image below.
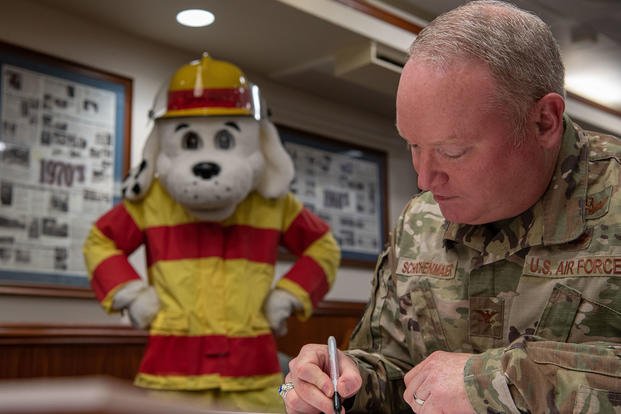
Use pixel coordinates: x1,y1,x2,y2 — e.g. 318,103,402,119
378,0,621,112
33,0,621,119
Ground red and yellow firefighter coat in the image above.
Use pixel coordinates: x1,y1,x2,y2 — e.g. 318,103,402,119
83,179,340,391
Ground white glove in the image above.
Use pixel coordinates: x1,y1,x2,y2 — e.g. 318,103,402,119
112,280,160,330
112,280,145,309
263,289,302,337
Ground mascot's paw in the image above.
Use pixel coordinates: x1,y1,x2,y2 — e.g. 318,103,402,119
112,280,160,330
121,160,153,201
112,279,147,310
127,286,160,330
264,289,302,337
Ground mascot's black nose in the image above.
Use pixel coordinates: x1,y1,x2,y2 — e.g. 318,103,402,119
192,162,221,180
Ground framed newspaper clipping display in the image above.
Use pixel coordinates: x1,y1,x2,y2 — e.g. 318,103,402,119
0,42,132,297
278,124,388,268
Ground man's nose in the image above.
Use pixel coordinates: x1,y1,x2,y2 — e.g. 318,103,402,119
414,152,446,191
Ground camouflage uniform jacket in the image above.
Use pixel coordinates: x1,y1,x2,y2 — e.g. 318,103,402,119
345,116,621,413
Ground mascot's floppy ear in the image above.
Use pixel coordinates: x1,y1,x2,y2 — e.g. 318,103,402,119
121,125,159,201
256,120,295,198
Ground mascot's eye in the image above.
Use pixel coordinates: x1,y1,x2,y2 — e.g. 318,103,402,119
182,131,203,150
214,129,235,150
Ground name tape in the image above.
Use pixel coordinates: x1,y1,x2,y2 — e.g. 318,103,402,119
396,257,456,278
524,255,621,277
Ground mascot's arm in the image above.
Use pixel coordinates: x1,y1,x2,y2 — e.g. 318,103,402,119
83,201,145,313
275,194,341,320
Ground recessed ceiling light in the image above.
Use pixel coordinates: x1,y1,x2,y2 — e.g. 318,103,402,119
176,9,215,27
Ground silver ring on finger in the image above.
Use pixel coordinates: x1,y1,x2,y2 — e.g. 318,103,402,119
278,382,295,400
414,394,425,406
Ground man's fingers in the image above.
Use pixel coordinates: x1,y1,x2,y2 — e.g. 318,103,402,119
403,353,432,384
292,377,339,413
282,387,321,414
403,369,427,407
285,343,362,413
329,349,362,399
291,344,334,395
403,355,435,411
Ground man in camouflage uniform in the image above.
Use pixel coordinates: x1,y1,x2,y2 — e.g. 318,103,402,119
341,113,621,413
280,1,621,413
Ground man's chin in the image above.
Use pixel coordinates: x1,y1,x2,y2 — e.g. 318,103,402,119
438,205,483,225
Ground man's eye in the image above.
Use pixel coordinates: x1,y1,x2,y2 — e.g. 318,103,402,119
439,147,467,159
214,129,235,150
182,131,203,150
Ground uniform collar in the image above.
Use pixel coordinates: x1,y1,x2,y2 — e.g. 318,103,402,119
539,115,589,244
443,114,588,259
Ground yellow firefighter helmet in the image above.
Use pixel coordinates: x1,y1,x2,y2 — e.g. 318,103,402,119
150,53,264,120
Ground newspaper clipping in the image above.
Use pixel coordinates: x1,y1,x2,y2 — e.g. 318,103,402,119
0,64,117,287
284,140,383,259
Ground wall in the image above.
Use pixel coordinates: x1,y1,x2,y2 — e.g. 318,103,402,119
0,1,415,324
0,1,618,325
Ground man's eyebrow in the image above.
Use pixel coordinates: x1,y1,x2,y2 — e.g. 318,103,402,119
225,121,240,131
175,123,189,132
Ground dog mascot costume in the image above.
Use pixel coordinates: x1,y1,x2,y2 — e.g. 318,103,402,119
83,54,340,412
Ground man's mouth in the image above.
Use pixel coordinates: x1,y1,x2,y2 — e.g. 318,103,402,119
433,194,454,202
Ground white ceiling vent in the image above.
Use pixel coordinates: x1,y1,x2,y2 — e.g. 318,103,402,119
334,41,407,95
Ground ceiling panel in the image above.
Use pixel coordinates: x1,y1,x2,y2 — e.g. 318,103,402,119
376,0,621,111
33,0,621,114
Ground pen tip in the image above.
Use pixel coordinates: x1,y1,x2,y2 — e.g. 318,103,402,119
334,392,342,413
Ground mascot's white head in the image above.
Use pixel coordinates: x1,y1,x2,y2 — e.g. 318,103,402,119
122,53,294,221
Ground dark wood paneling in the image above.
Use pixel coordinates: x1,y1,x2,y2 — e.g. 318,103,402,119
0,324,146,380
0,342,145,380
0,301,366,380
275,301,366,357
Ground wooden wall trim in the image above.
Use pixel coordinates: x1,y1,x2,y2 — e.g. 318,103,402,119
334,0,424,34
0,284,94,298
313,300,366,317
0,324,147,345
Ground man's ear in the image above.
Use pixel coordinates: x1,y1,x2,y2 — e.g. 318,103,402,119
533,92,565,149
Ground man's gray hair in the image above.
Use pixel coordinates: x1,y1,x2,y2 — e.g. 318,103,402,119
409,0,565,140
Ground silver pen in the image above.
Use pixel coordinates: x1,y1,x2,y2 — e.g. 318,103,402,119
327,335,342,414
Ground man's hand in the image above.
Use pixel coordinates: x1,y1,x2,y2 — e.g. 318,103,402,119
283,343,362,413
403,351,475,413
